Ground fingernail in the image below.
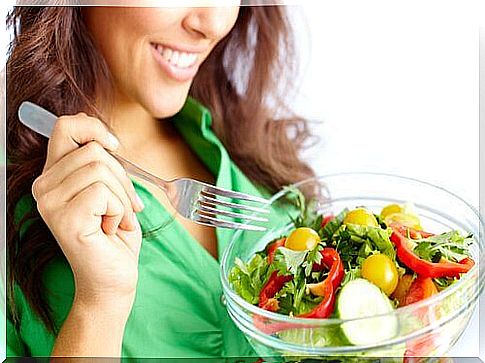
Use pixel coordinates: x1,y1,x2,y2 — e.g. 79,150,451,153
135,194,145,211
107,132,120,150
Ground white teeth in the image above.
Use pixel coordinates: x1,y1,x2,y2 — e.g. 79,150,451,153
162,47,172,60
179,53,189,68
156,45,197,69
170,51,179,65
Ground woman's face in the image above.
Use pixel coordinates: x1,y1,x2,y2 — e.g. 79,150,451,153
84,6,240,118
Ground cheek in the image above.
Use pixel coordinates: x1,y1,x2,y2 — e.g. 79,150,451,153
86,9,148,82
86,9,175,111
223,7,240,37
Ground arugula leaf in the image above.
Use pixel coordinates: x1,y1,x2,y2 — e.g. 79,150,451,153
413,231,473,263
270,246,325,316
341,266,362,286
310,271,324,281
293,295,323,316
303,244,324,277
282,186,316,228
276,276,322,316
311,214,324,233
319,209,348,241
413,241,440,262
292,273,307,310
434,276,457,290
334,227,361,263
335,224,396,265
275,279,294,311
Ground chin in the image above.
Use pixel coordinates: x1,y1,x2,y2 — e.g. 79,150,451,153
143,89,190,119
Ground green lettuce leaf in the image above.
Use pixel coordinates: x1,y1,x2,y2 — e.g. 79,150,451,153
274,247,308,276
229,254,269,304
367,226,395,260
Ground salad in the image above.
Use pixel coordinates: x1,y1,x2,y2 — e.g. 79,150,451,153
229,188,475,347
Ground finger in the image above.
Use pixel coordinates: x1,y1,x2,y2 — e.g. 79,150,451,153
37,141,144,212
102,211,126,236
31,176,43,202
45,113,119,171
68,182,127,236
51,161,135,231
116,212,142,258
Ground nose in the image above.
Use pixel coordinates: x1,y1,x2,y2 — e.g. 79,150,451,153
182,6,239,40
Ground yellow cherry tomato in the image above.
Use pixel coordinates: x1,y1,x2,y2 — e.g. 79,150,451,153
343,208,379,227
285,227,320,251
384,212,422,230
380,204,403,219
361,254,399,295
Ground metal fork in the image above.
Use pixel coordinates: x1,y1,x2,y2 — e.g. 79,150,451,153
18,101,270,231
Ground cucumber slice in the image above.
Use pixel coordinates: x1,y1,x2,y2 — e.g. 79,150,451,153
337,278,398,345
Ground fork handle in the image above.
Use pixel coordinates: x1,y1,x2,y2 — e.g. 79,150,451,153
18,101,169,192
110,154,168,193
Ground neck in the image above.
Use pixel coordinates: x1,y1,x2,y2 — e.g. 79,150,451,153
99,92,175,157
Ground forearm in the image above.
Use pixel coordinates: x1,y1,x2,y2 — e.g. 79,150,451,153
51,298,132,359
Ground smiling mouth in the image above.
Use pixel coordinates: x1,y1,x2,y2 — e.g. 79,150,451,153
152,43,199,69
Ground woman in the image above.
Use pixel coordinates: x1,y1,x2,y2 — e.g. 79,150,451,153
6,6,314,358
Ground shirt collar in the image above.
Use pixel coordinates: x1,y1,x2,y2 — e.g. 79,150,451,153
170,97,262,252
138,97,273,255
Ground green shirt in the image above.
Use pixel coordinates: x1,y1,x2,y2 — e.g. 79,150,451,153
7,98,278,358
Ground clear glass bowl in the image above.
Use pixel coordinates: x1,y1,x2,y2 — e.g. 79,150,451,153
220,173,484,361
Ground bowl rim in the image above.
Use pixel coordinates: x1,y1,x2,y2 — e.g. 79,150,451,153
227,291,477,353
220,171,484,326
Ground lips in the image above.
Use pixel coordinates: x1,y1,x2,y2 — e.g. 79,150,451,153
150,43,201,82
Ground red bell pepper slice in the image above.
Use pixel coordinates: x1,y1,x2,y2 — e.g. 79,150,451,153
298,248,344,318
390,223,474,278
310,247,345,290
267,238,286,264
401,225,435,239
255,248,343,335
258,271,293,312
297,281,336,319
321,214,334,228
403,275,438,306
458,257,475,270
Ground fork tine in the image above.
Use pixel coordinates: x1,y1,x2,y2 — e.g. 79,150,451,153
193,214,267,232
200,192,270,214
196,203,269,223
201,185,270,204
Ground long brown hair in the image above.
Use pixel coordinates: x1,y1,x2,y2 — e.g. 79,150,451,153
6,6,315,333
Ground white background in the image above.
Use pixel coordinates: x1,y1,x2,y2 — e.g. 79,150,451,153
1,0,483,360
290,2,482,358
291,2,479,206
